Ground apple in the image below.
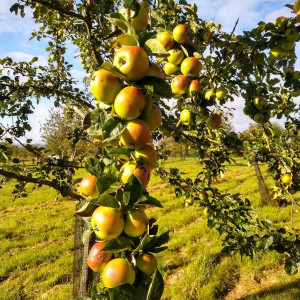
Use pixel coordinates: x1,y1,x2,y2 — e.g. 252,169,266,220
274,16,287,28
253,97,267,111
91,206,124,240
120,119,151,149
205,89,215,100
171,75,190,95
163,62,180,75
90,69,123,105
113,46,149,81
140,104,162,131
102,258,136,288
281,173,292,184
281,41,295,51
185,198,194,206
173,24,190,44
269,46,284,60
146,62,164,79
87,242,112,272
285,27,299,42
78,175,99,199
188,80,203,96
254,112,265,124
215,86,227,100
167,49,184,65
157,32,174,50
124,209,148,237
207,113,222,130
180,109,193,126
119,161,151,188
296,11,300,23
292,89,300,97
134,144,158,170
136,253,157,275
199,190,208,201
181,57,202,77
119,1,148,30
114,86,146,120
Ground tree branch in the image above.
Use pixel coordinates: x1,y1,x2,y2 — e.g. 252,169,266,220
29,0,84,20
0,168,84,201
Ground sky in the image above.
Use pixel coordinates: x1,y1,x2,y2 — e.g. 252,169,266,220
0,0,298,143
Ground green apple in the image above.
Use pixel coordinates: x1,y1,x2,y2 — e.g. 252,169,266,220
281,40,295,51
163,62,180,75
180,109,193,126
167,49,184,65
269,46,284,60
205,90,215,100
253,97,267,111
254,113,265,124
285,27,299,42
215,87,227,100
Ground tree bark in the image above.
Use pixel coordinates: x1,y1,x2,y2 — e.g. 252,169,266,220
253,161,272,204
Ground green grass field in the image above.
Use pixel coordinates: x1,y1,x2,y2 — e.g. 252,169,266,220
0,157,299,299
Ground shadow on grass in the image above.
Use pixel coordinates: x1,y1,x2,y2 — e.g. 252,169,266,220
239,279,300,300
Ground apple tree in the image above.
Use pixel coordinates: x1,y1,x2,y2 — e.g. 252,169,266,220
1,0,300,299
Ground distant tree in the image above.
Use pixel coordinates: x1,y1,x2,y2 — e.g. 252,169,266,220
41,108,95,161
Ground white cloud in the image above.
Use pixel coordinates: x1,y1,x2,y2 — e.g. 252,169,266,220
0,0,36,35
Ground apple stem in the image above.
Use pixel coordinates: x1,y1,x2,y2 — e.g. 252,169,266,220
176,120,182,127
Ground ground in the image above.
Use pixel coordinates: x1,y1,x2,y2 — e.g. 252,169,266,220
0,157,299,299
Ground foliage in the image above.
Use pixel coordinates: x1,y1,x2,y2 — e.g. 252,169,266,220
1,0,300,299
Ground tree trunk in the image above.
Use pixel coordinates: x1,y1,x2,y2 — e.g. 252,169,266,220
73,205,97,298
253,161,272,204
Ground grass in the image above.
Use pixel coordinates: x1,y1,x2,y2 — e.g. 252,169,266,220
0,157,300,299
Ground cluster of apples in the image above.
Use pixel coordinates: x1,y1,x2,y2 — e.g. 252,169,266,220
269,16,299,60
78,33,167,288
157,24,223,130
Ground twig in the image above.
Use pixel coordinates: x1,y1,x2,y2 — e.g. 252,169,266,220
229,18,239,40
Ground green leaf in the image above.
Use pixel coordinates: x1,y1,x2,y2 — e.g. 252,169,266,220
138,195,163,208
96,194,119,208
96,173,119,194
100,61,127,80
82,222,93,244
109,147,131,160
146,269,164,300
124,0,140,18
85,158,105,177
102,236,133,252
76,198,98,217
258,236,273,250
108,284,135,300
116,34,138,46
123,174,143,205
107,16,135,35
132,235,155,255
144,39,168,56
285,259,298,275
10,3,19,14
154,231,170,248
102,118,126,142
137,76,172,98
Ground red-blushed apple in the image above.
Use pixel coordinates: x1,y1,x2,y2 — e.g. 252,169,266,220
78,175,99,199
119,161,151,188
171,75,190,95
120,119,151,149
102,258,136,288
157,32,174,50
181,57,202,77
173,24,190,44
188,80,203,96
274,16,287,28
113,46,149,81
90,69,122,104
114,86,146,120
207,113,222,129
87,242,112,272
91,206,124,240
146,62,164,79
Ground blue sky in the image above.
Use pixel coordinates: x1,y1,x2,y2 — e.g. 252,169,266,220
0,0,297,143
